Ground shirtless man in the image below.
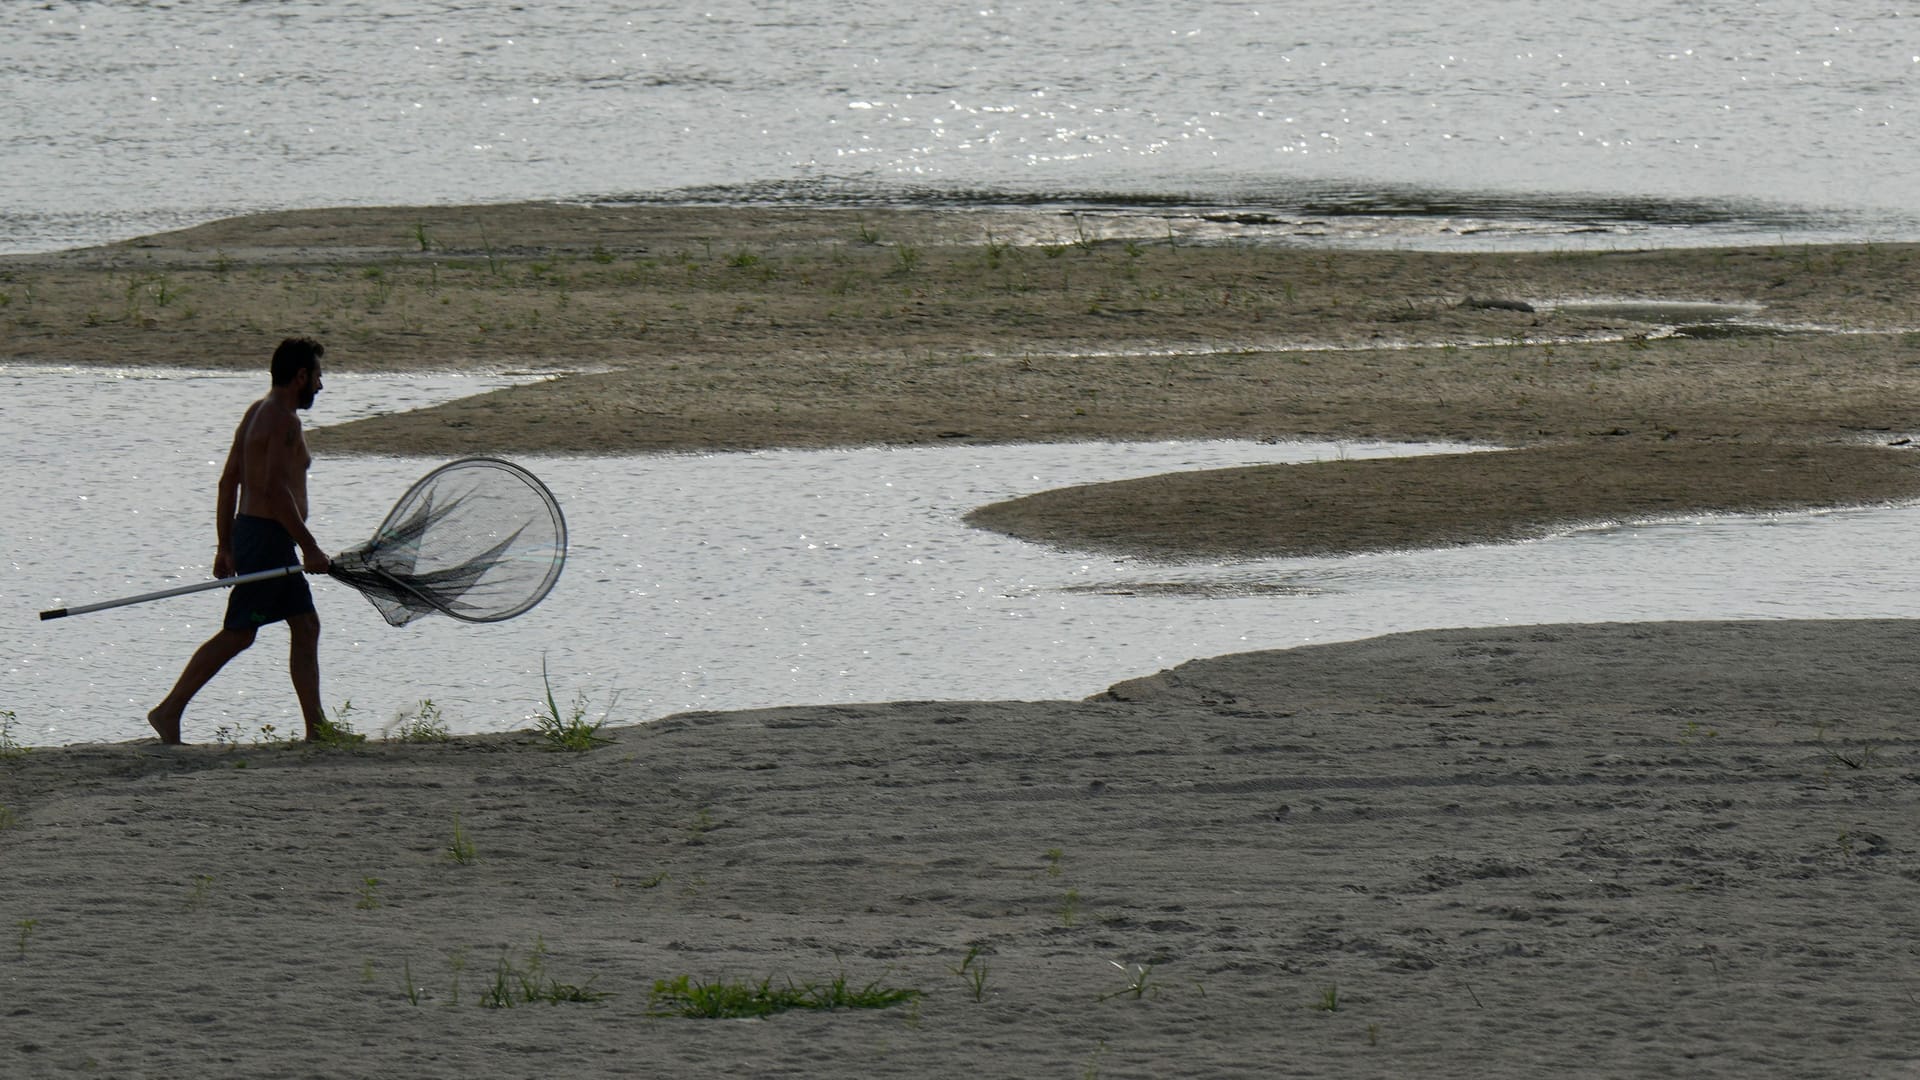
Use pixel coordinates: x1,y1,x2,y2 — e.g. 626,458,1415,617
148,338,331,744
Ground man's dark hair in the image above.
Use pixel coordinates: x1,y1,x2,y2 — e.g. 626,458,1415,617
270,337,325,386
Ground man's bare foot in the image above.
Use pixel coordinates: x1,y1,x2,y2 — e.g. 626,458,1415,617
146,705,183,745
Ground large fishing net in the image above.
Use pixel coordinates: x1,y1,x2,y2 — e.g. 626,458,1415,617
327,457,567,627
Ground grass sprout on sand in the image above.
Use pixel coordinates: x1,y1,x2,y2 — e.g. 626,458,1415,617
1097,960,1155,1002
15,918,38,958
0,709,26,759
389,698,450,743
949,945,990,1002
310,700,367,748
447,814,477,865
446,948,469,1005
478,938,608,1008
532,657,613,751
1060,887,1082,927
647,971,921,1019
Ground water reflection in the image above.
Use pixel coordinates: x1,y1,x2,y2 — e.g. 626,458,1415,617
3,368,1913,746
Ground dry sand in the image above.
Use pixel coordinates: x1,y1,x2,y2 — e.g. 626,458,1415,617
6,621,1920,1078
6,206,1920,1077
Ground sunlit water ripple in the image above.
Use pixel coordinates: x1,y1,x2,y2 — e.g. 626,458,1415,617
4,1,1919,253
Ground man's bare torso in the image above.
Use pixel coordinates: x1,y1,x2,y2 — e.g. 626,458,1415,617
235,397,311,521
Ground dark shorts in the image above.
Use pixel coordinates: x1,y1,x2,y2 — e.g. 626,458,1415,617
224,514,316,631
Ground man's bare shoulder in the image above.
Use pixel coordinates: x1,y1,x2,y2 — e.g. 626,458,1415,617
241,396,300,441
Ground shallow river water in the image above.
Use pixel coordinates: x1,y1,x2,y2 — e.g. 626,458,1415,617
4,367,1916,747
7,1,1920,253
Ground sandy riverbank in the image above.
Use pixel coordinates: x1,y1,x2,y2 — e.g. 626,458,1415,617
6,206,1920,1077
5,203,1920,556
5,620,1920,1078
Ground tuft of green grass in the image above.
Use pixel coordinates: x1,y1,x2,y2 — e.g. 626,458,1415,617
16,918,38,958
1083,1040,1109,1079
1316,984,1341,1012
1827,742,1878,770
186,874,213,909
0,709,27,760
1097,960,1154,1002
647,971,920,1019
310,700,367,748
1060,887,1082,927
355,876,382,910
982,231,1013,269
447,814,477,864
531,657,613,751
390,699,450,742
0,806,15,831
478,939,608,1008
949,945,990,1002
447,948,469,1005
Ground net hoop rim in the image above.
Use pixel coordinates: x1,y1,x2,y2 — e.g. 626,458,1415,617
358,456,567,624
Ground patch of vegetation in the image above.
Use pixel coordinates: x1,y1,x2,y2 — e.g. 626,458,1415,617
0,709,26,760
1097,960,1155,1002
390,698,450,742
447,813,477,864
647,971,921,1019
310,700,368,748
478,939,608,1007
531,657,613,751
950,945,990,1002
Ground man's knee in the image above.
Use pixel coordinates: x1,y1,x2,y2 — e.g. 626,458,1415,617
287,614,321,644
220,627,258,651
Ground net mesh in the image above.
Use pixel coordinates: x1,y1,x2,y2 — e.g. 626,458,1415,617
328,457,566,627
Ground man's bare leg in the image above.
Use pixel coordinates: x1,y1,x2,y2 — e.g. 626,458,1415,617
287,613,324,740
148,627,256,744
